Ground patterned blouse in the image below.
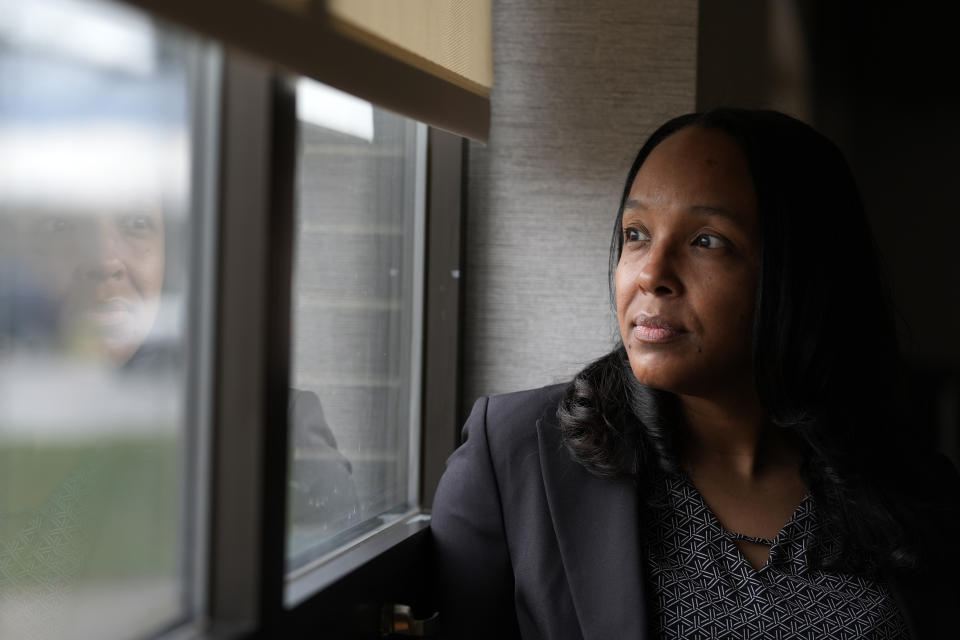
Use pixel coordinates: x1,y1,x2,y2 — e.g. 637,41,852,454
641,472,911,639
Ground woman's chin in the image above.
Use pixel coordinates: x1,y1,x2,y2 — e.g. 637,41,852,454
93,317,155,367
99,338,143,366
628,357,714,397
627,351,690,391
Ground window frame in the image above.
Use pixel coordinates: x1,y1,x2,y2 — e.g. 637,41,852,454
206,51,276,636
180,38,224,635
0,0,466,635
202,50,466,638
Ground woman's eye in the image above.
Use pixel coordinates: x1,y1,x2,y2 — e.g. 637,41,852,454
693,233,725,249
40,217,70,233
624,227,648,243
120,215,154,233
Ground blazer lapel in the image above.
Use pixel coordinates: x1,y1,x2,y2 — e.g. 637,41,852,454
537,416,648,640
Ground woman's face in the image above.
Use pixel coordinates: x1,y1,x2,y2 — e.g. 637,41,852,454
615,126,760,398
26,205,165,365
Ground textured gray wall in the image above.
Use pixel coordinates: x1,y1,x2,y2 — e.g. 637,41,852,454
461,0,698,406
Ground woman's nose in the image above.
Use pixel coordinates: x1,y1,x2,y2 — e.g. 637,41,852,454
82,224,126,282
636,242,682,296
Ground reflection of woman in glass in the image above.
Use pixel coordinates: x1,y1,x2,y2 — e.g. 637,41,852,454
2,164,358,638
16,191,359,497
20,187,360,549
22,204,166,366
0,7,197,635
433,109,960,639
0,123,179,370
0,134,184,638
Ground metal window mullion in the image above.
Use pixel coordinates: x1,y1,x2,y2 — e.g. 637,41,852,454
420,128,466,507
182,40,223,630
407,122,429,509
259,73,297,634
207,51,276,636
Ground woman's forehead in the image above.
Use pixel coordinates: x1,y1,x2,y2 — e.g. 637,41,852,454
628,126,757,220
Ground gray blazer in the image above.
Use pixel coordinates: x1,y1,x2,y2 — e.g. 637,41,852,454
430,384,959,639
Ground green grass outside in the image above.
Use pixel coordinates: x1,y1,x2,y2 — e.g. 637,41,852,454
0,434,181,586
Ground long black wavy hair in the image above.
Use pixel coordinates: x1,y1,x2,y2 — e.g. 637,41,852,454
558,108,928,572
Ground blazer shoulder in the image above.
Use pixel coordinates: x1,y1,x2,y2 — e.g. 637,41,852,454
476,382,568,450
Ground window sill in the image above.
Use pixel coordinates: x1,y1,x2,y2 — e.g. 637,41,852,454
284,510,431,608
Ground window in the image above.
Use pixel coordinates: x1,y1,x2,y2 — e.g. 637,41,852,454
285,79,427,600
0,0,217,638
1,0,471,636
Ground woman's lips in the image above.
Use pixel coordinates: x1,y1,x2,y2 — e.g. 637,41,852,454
85,298,133,327
632,314,687,344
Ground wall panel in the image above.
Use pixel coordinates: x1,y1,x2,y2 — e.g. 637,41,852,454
462,0,698,407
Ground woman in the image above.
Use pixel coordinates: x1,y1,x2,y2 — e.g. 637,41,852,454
431,109,959,639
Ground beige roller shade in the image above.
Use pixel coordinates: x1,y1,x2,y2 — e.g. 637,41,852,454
326,0,492,98
121,0,492,141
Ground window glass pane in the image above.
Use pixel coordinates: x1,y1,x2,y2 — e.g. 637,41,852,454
0,0,211,637
286,79,424,576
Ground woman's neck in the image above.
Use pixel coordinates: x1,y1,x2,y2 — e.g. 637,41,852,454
677,388,797,480
675,388,807,558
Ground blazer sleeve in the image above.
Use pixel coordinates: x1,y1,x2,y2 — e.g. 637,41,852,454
430,396,522,639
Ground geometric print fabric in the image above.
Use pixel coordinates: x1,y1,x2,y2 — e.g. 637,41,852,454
641,473,911,639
